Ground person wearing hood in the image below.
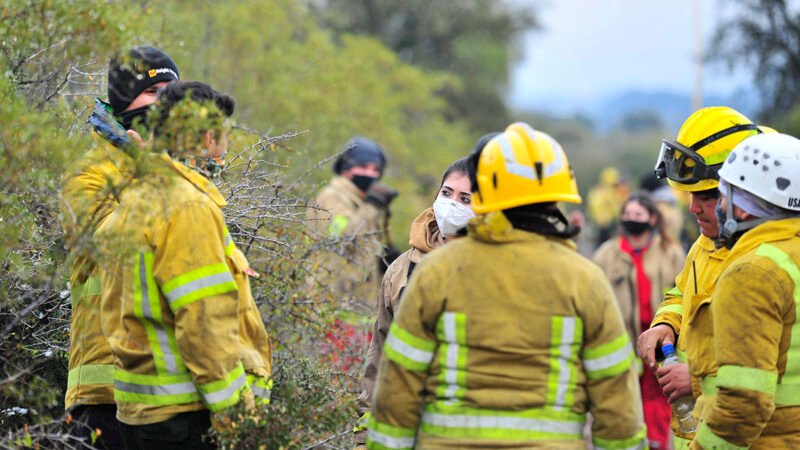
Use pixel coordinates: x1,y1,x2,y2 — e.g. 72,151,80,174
368,122,645,449
593,192,685,449
59,45,179,449
353,153,477,449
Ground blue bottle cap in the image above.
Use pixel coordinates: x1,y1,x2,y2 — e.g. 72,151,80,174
662,343,675,355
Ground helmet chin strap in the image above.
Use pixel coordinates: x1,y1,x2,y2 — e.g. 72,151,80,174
717,183,791,249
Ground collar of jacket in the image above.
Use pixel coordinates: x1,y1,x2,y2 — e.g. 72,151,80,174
468,210,577,251
725,217,800,260
330,176,366,206
88,130,135,175
409,207,444,253
694,234,729,261
159,153,227,208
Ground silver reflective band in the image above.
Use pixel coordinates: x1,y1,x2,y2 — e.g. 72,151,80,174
139,253,179,374
583,343,632,372
442,312,461,399
422,412,583,435
385,333,434,364
224,234,232,247
115,379,197,396
164,272,236,305
368,430,415,449
554,317,577,410
202,372,247,405
251,384,271,399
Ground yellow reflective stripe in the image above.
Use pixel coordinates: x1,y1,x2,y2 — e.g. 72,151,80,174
328,214,350,238
757,244,800,389
368,418,416,450
546,316,583,410
114,369,200,405
246,373,272,404
674,435,691,450
695,421,748,450
354,411,372,432
592,426,647,449
67,364,114,389
420,401,584,441
162,262,237,310
197,362,247,412
701,375,717,396
776,384,800,405
83,275,102,297
583,333,633,380
665,286,683,298
656,304,683,316
717,365,777,395
435,312,468,401
223,229,235,256
384,322,436,372
677,347,688,363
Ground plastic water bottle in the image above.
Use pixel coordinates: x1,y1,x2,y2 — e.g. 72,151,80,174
662,343,698,433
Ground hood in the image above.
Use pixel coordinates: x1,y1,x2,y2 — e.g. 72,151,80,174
88,98,130,148
468,211,577,251
409,207,444,253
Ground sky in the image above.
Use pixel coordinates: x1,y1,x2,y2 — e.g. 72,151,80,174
507,0,754,114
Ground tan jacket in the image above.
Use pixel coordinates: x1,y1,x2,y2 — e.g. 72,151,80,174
369,212,645,449
592,234,685,344
308,176,387,317
354,208,444,446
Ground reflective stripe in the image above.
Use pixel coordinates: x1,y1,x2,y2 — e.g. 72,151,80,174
83,275,102,297
435,312,467,401
114,369,200,405
354,411,371,432
674,435,691,450
664,286,683,298
223,230,235,256
384,322,436,372
756,243,800,405
701,375,717,396
583,333,633,379
197,362,247,412
368,419,416,450
547,316,582,411
246,374,272,403
67,364,114,389
328,215,350,238
656,304,683,316
494,131,565,181
677,347,688,363
695,421,748,450
420,402,584,441
717,365,777,395
134,252,184,375
162,262,237,311
593,426,647,449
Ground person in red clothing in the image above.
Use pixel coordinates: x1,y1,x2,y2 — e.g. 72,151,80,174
593,192,685,449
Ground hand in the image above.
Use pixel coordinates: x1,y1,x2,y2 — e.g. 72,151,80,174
126,129,146,148
656,362,692,403
365,183,399,208
637,324,675,368
210,388,256,432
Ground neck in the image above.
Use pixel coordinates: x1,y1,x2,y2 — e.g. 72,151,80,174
626,231,652,249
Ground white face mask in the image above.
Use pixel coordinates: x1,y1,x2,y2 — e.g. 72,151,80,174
433,197,475,236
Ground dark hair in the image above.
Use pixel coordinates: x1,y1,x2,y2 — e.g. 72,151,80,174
439,156,471,189
621,191,672,249
151,81,234,138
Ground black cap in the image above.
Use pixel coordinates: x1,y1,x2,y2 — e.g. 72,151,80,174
108,46,180,115
333,136,387,174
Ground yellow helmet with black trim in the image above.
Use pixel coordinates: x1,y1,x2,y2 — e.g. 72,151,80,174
471,122,581,214
654,106,762,192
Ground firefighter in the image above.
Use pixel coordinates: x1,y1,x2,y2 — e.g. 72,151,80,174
368,122,645,449
59,45,179,449
690,132,800,449
638,106,765,449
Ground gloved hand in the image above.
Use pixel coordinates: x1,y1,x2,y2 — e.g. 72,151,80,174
365,183,398,209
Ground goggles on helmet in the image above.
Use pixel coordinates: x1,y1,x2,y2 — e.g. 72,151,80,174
654,123,761,184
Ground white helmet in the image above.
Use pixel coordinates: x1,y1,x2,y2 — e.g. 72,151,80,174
719,132,800,211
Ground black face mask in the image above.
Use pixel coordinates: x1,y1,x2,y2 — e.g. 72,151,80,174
621,220,651,236
117,104,152,131
352,174,378,192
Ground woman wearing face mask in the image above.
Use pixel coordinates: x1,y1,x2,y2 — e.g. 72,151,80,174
352,154,476,449
592,191,685,450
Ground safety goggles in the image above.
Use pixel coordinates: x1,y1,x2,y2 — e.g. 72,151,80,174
654,124,761,184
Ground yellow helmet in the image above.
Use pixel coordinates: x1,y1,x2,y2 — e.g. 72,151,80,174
654,106,761,192
471,122,581,214
600,167,620,186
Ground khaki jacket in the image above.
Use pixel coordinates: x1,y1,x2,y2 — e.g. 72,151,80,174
691,218,800,450
649,235,729,445
354,208,444,446
592,235,685,344
308,176,387,317
60,132,133,409
95,154,271,425
369,212,645,449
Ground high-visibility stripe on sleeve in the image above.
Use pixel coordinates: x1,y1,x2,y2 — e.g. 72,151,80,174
367,419,416,450
593,426,647,449
197,362,248,412
664,286,683,298
328,214,350,238
435,312,468,401
655,304,683,316
695,422,748,450
67,364,114,389
546,316,583,411
223,230,235,257
83,275,102,297
246,373,272,405
384,322,436,372
583,333,633,380
161,262,237,310
717,365,777,395
354,411,371,432
114,369,200,405
673,435,691,450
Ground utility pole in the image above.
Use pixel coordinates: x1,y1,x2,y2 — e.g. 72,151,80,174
692,0,704,112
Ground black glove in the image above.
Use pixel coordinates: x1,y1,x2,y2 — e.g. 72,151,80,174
365,183,398,209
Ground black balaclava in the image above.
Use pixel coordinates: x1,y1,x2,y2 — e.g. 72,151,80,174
108,46,179,129
333,136,387,191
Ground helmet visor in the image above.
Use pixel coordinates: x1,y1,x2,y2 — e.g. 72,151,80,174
655,139,719,184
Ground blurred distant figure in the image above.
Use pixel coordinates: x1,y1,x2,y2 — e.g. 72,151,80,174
587,167,629,246
640,172,686,248
593,192,685,450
